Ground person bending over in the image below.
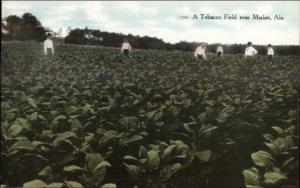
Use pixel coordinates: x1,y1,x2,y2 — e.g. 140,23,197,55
216,44,224,57
244,41,258,59
121,39,132,57
194,43,207,63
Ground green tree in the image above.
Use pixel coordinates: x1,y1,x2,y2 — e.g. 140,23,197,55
64,29,87,44
5,15,23,40
22,13,47,41
4,13,47,41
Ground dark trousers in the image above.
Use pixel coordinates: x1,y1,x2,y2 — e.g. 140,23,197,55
268,55,273,61
47,48,53,55
217,52,222,57
123,49,129,57
197,55,205,63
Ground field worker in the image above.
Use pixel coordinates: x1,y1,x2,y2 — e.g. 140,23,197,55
121,39,132,57
194,43,207,63
43,33,54,55
216,44,224,57
244,42,258,58
266,44,274,61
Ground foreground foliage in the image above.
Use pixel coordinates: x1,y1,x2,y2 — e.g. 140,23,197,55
1,42,299,188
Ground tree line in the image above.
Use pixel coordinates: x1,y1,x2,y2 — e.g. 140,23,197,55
2,13,299,55
65,28,300,56
2,13,49,42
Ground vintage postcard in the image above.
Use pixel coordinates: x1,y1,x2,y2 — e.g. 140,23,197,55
1,1,299,188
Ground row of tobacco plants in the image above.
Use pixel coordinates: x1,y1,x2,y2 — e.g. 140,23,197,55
1,42,299,188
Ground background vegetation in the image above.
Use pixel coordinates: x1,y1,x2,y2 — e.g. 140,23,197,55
2,13,300,55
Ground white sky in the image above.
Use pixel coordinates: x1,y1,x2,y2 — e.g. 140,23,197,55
2,1,300,45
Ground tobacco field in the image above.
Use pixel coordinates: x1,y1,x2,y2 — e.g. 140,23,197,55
1,42,299,188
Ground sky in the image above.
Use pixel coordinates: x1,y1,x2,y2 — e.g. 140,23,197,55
2,1,300,45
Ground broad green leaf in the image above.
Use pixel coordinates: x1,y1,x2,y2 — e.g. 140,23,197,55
154,110,163,121
138,146,148,158
27,98,37,108
273,137,286,152
160,165,172,182
216,105,235,122
195,149,212,162
46,183,64,188
175,154,187,159
175,142,189,153
183,123,193,132
38,166,52,176
8,118,31,138
70,118,83,129
251,151,274,167
83,104,95,114
197,112,206,123
63,165,85,172
264,142,278,155
8,124,23,138
82,90,92,96
243,167,261,186
271,126,284,135
123,82,136,88
85,153,104,173
124,155,139,162
168,106,181,117
98,106,111,112
139,158,148,164
93,161,111,172
52,115,67,122
282,157,295,169
284,136,294,148
84,153,107,185
65,181,84,188
159,163,181,182
263,134,273,141
146,150,160,170
65,105,78,115
146,110,162,121
29,84,44,95
119,116,139,128
170,163,182,174
99,131,118,145
23,179,47,188
199,125,218,137
182,99,192,108
123,135,144,145
161,145,176,160
101,183,117,188
28,112,38,121
53,132,76,146
124,163,140,180
174,140,185,146
264,172,287,184
10,139,35,151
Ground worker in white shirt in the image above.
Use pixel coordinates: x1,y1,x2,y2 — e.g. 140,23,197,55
194,43,207,63
216,44,224,57
121,39,132,57
266,44,274,62
244,42,258,58
43,34,54,55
